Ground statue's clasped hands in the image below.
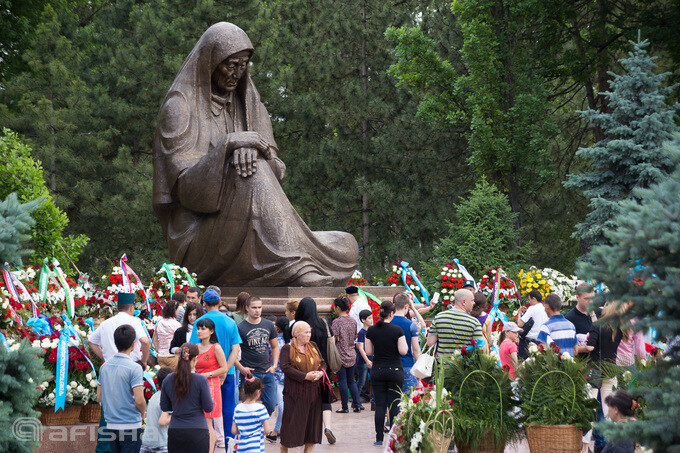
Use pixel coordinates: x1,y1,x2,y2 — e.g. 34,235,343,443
225,131,272,177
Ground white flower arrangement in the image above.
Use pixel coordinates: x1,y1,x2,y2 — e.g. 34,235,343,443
540,268,579,304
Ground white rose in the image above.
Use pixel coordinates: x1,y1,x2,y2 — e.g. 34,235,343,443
77,385,85,392
32,340,41,348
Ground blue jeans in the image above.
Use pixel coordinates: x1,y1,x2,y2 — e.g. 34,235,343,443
274,381,284,432
337,364,361,410
402,366,418,395
106,428,142,453
593,389,606,448
96,407,111,452
356,360,369,400
241,372,277,415
221,374,237,439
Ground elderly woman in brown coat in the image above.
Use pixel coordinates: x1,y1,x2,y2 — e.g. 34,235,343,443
279,321,327,452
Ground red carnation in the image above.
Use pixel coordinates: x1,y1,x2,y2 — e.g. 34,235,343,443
48,349,58,363
461,346,468,356
455,284,462,289
442,275,448,281
447,282,454,288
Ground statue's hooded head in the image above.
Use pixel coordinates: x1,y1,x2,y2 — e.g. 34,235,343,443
205,23,254,97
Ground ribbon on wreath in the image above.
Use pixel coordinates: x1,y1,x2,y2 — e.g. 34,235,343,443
27,317,53,337
453,259,476,290
4,263,39,317
162,263,175,289
486,268,509,328
54,328,98,412
1,266,22,326
52,259,74,318
183,269,196,288
39,314,57,335
38,259,51,306
143,371,157,392
121,254,151,313
134,310,157,357
0,331,10,352
83,317,94,332
399,260,430,305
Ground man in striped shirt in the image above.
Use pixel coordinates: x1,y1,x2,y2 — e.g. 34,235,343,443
427,289,487,356
537,293,593,357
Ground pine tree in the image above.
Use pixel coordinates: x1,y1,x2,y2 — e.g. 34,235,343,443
0,193,43,266
579,140,680,451
565,39,679,248
0,340,52,453
434,178,528,276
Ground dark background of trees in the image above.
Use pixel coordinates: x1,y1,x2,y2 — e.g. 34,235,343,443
1,0,678,279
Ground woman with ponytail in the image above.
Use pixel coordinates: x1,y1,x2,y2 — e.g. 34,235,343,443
161,342,214,453
365,300,408,446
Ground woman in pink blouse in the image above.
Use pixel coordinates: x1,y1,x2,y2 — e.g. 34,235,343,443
154,299,182,368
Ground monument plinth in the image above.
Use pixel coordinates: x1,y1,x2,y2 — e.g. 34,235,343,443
219,286,406,316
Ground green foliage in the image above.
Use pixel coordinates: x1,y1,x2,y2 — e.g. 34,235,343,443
0,129,88,267
0,193,44,265
579,146,680,451
434,179,529,277
442,348,521,450
565,39,679,248
0,340,52,453
515,346,597,431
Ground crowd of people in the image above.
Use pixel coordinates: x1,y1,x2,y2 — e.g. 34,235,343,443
86,280,651,453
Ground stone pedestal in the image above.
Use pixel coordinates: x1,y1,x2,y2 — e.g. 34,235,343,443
219,286,405,316
33,423,98,453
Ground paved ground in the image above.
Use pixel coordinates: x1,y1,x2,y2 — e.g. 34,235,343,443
215,400,535,452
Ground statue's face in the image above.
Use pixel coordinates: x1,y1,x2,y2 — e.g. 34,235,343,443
212,50,250,94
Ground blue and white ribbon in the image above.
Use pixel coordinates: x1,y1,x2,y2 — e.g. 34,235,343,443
0,331,10,352
55,330,70,411
27,317,53,337
453,259,476,290
121,254,151,313
399,260,430,305
83,317,94,332
143,371,157,392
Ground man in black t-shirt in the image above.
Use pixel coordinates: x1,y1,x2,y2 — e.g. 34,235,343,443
235,296,279,414
565,283,598,340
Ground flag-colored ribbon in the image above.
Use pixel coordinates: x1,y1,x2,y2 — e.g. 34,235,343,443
39,259,50,305
52,259,74,318
5,264,39,317
162,263,175,288
453,259,476,290
183,269,196,287
54,328,98,412
1,266,23,326
121,254,151,313
399,260,430,305
486,268,509,328
84,317,94,332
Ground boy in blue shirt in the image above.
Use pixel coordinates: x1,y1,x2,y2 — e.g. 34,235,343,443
97,324,146,453
355,309,373,405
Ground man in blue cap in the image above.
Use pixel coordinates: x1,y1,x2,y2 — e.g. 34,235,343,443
189,289,242,441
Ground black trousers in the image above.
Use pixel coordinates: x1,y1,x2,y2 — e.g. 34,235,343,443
371,366,404,442
167,428,209,453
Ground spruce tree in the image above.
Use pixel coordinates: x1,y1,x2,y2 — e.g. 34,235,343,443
565,39,679,248
434,178,528,277
0,193,43,265
580,140,680,451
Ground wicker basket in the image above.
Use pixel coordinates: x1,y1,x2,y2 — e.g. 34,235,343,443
37,405,82,426
526,424,582,453
456,433,506,453
78,402,101,423
428,429,453,453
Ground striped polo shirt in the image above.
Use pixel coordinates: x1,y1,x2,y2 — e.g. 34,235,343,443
430,309,483,356
536,314,577,356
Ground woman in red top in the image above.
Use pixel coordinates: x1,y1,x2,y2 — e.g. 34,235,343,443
196,318,229,450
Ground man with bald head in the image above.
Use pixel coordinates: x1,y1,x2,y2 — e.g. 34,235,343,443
427,289,486,356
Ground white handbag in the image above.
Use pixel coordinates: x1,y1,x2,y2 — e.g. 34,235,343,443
410,344,436,379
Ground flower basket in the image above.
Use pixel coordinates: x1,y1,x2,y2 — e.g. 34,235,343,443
427,429,453,453
456,431,505,453
78,402,101,423
526,424,582,453
37,405,82,426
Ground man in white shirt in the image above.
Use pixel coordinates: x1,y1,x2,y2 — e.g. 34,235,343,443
517,290,548,342
346,285,371,333
88,292,151,366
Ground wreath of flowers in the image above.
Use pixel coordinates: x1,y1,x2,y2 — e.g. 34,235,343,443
147,264,199,303
387,262,423,300
347,269,369,286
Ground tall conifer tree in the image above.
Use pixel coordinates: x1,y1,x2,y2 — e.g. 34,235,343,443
565,39,679,248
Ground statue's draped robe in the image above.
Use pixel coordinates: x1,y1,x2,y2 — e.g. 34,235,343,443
153,22,358,286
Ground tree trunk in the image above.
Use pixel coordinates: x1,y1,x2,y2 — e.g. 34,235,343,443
361,0,369,251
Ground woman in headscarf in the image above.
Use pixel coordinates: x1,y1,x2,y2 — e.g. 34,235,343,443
293,297,335,443
279,321,327,452
153,22,358,287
